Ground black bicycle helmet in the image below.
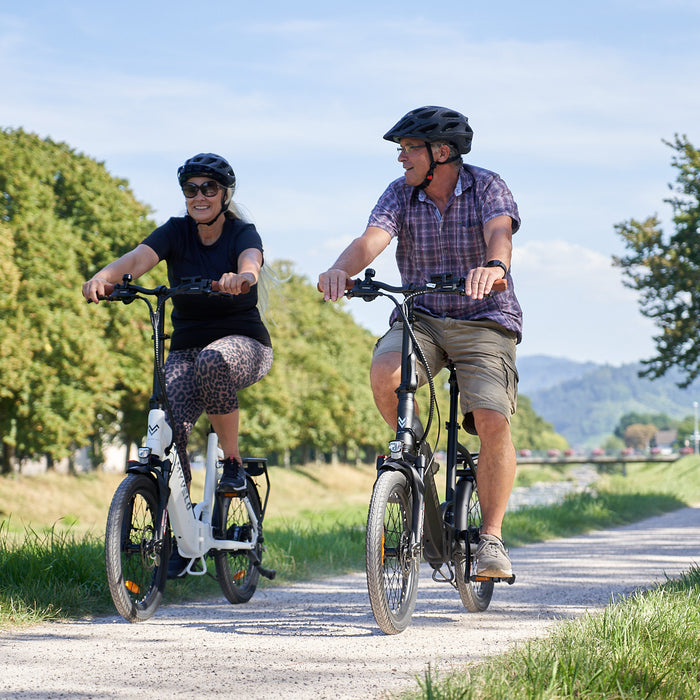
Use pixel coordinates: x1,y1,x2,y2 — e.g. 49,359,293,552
177,153,236,188
383,106,473,154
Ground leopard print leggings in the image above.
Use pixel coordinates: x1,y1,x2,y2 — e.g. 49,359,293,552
164,335,273,484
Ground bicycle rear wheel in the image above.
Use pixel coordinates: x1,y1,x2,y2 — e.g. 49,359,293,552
365,469,419,634
454,477,494,612
213,478,262,604
104,474,169,622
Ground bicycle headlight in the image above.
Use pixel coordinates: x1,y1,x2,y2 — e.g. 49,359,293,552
137,447,151,463
388,440,403,456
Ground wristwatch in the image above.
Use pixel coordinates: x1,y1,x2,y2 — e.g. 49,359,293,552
485,259,508,278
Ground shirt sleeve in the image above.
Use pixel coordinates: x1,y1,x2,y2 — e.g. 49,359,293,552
141,218,179,260
366,178,406,239
235,222,264,255
480,173,521,234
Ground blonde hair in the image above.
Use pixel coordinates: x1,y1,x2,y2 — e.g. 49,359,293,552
223,198,288,324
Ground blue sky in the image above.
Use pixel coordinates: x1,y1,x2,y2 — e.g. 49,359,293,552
3,1,700,365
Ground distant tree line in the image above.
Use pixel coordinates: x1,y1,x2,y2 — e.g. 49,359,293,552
0,127,567,472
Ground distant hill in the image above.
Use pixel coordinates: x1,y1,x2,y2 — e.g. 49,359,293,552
518,355,700,447
516,355,599,395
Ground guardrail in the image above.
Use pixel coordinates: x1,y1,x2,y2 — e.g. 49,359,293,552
517,454,679,465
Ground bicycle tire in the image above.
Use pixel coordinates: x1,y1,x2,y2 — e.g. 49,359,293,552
104,474,169,622
213,477,262,604
365,469,419,634
454,477,494,612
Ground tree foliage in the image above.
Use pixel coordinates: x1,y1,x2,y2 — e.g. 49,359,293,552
510,395,569,452
623,423,658,450
0,128,156,470
234,263,391,464
613,134,700,387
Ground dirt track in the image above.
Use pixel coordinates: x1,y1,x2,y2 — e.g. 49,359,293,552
2,505,699,699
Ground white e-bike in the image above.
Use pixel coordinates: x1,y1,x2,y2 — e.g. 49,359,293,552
99,275,275,622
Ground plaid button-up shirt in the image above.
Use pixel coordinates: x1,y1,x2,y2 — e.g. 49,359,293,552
367,164,523,342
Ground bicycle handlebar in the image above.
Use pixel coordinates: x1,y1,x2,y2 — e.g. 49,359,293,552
346,269,507,300
93,275,249,303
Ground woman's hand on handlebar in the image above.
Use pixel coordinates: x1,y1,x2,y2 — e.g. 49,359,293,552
216,272,253,295
318,268,354,302
82,277,113,304
465,266,507,300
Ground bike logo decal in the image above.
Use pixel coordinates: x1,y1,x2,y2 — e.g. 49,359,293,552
397,417,407,429
148,425,160,435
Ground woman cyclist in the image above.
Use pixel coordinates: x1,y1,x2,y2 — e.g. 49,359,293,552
83,153,273,546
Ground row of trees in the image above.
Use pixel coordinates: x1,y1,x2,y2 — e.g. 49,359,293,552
1,128,565,472
612,411,697,452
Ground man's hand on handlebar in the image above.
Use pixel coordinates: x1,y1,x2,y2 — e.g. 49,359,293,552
465,265,507,300
318,268,354,302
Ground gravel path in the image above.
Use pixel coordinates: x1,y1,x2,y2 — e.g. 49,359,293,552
2,504,699,699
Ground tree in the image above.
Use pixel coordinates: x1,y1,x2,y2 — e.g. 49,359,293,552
613,134,700,387
623,423,658,451
613,411,676,440
236,263,390,465
0,128,156,469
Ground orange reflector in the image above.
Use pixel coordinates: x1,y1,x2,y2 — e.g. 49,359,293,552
233,569,246,581
125,580,141,594
474,576,490,582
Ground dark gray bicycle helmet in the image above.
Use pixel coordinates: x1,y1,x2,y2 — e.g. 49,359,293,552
383,106,473,189
177,153,236,226
383,106,473,154
177,153,236,188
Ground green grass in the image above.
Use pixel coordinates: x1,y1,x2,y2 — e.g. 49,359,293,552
403,566,700,700
1,457,698,631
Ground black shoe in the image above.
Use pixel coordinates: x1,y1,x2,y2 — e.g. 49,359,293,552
217,457,247,493
167,542,189,579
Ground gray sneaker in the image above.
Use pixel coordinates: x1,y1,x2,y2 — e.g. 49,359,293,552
475,534,513,578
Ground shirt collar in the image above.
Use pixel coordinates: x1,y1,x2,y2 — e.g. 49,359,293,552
416,165,471,203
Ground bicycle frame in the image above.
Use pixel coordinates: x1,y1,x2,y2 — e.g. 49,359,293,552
349,269,505,579
107,276,264,573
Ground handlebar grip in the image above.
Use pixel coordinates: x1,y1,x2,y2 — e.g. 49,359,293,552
89,282,115,302
211,279,251,294
492,278,507,292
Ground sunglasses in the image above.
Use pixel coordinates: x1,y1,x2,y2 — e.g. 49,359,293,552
181,180,222,198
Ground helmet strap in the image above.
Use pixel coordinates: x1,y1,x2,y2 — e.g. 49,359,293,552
199,205,226,226
416,143,460,190
196,191,228,226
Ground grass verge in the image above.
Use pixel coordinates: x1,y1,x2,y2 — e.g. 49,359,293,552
403,566,700,700
0,457,698,630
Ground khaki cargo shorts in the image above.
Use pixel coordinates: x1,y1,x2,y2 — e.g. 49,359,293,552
372,313,519,435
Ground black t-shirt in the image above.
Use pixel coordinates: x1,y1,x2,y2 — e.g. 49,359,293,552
141,216,271,351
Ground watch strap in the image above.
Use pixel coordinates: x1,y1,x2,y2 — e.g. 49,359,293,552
485,259,508,278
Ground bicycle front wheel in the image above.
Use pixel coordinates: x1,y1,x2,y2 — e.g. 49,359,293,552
454,478,494,612
213,478,262,604
104,474,169,622
365,469,419,634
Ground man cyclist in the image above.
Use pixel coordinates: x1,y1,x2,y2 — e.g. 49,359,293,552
318,106,522,578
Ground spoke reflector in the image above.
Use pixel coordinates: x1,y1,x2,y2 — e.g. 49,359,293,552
125,580,141,594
